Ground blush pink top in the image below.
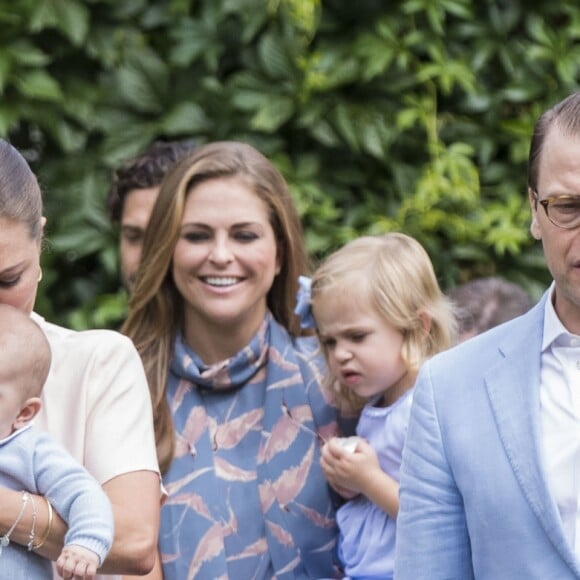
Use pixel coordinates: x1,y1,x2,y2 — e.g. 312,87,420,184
32,313,159,580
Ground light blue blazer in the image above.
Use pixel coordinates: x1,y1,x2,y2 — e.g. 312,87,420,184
396,291,580,579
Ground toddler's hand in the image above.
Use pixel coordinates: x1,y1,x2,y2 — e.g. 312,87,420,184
321,437,381,496
57,544,100,579
328,479,359,500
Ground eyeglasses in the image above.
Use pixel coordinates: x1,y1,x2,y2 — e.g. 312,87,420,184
532,189,580,230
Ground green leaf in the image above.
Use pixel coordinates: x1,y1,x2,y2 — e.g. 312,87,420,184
15,70,62,101
308,119,340,147
101,123,158,165
8,41,51,67
160,102,210,134
234,91,269,112
50,226,107,256
0,104,18,135
258,34,295,80
0,54,10,93
28,0,59,32
250,96,294,132
360,120,385,159
115,54,168,113
169,19,220,68
332,104,359,150
54,0,90,46
46,120,87,152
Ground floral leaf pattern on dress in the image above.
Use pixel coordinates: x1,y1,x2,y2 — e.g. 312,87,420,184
226,538,268,562
174,405,208,458
294,502,336,529
266,521,294,548
186,522,225,579
165,492,212,520
214,456,256,482
211,408,263,450
160,313,341,579
268,442,315,505
260,404,311,462
164,466,212,496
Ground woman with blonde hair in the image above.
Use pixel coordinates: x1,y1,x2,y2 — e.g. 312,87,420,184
123,141,341,579
296,233,456,579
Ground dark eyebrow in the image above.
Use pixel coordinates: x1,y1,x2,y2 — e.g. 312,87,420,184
231,222,264,229
120,225,145,232
540,193,580,200
180,222,210,230
0,262,25,276
180,222,264,229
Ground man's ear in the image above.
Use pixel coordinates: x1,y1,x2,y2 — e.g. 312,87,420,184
528,189,542,240
12,397,41,431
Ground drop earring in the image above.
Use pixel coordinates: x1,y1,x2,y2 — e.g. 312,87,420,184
37,269,43,282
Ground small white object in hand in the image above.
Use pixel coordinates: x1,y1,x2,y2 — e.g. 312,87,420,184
334,436,360,453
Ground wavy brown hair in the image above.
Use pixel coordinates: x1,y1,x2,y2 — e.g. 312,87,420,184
122,141,310,473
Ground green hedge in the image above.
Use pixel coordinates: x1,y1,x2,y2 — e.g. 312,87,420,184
2,0,576,329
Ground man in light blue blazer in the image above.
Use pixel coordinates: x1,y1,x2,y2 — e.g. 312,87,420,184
396,91,580,579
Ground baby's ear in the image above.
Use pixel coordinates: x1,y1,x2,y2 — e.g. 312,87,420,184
12,397,42,431
417,309,432,335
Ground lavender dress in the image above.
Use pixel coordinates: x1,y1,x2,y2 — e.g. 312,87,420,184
337,389,414,580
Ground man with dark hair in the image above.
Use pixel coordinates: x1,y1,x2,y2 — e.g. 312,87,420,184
448,276,534,342
397,91,580,578
107,140,195,290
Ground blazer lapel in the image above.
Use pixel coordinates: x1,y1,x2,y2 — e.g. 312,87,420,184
484,295,580,575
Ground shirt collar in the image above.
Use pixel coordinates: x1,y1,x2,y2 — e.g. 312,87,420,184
0,423,33,446
542,281,580,350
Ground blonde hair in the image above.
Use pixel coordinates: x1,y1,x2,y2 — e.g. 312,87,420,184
122,141,310,473
311,233,457,409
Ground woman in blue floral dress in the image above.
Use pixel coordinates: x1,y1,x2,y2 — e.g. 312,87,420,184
122,141,342,579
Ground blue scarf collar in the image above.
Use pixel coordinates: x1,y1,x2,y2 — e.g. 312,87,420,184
171,313,270,391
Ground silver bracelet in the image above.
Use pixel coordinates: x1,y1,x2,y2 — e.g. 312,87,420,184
27,493,37,551
0,491,30,557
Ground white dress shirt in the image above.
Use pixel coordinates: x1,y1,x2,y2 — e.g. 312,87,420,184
541,287,580,557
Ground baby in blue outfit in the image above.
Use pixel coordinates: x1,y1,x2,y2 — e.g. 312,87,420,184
0,304,113,579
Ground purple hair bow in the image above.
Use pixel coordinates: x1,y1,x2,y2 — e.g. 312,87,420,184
294,276,317,329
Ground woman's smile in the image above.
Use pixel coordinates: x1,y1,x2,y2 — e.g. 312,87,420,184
201,276,244,288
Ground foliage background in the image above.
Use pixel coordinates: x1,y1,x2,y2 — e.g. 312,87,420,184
1,0,577,329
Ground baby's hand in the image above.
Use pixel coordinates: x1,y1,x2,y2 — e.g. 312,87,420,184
56,544,100,579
